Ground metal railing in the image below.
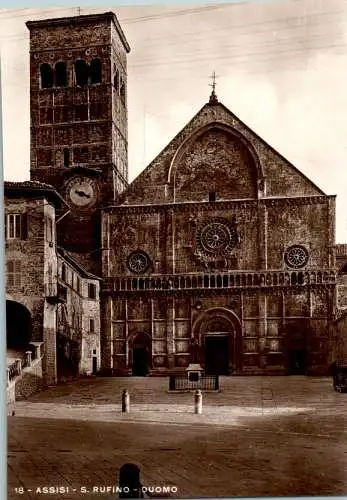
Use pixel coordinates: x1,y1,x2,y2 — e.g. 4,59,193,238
169,374,219,392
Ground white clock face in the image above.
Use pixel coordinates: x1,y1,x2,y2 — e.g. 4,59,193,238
65,177,97,208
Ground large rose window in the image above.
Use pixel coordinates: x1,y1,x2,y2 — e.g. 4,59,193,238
196,218,239,258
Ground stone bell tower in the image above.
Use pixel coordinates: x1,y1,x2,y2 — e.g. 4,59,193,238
26,12,130,273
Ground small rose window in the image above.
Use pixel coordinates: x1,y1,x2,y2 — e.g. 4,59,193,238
284,245,309,269
127,251,151,274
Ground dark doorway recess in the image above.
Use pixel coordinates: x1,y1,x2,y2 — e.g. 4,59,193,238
205,335,229,375
131,333,151,376
287,349,307,375
132,348,149,376
92,356,97,375
6,300,31,350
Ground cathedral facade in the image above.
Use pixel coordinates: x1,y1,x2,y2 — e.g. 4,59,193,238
25,11,337,378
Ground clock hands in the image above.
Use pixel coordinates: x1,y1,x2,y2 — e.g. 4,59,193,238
74,189,91,199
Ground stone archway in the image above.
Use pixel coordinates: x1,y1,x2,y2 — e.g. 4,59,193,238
128,332,152,376
282,322,312,375
192,308,242,375
6,300,31,351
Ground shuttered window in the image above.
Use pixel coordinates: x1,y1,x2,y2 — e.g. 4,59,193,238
7,260,21,287
5,214,28,240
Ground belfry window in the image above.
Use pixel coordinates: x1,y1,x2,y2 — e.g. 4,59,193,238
209,191,216,202
90,58,102,84
40,63,54,89
55,62,67,87
75,59,89,87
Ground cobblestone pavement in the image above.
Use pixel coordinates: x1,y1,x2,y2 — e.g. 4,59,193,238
7,376,347,499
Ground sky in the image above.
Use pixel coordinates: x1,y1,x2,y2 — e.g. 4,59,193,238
1,0,347,241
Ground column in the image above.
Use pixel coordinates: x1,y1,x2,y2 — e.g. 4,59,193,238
258,294,267,369
25,351,32,367
166,296,175,369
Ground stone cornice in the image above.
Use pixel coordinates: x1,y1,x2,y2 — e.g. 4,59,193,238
102,196,333,215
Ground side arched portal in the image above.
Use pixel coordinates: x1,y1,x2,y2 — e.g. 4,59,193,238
128,332,152,376
282,322,312,375
192,308,242,375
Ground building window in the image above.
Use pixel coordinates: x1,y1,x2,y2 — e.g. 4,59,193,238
47,263,54,295
75,59,89,87
89,318,95,333
209,191,216,202
120,80,125,104
40,63,54,89
88,283,96,299
46,217,54,244
90,58,102,84
73,146,89,164
61,263,66,281
90,102,103,120
5,213,27,240
114,70,119,92
74,104,89,122
64,148,70,167
76,276,81,294
55,61,67,87
39,107,53,124
54,105,70,123
7,260,21,287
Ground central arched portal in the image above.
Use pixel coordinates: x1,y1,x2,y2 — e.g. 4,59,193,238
193,308,242,375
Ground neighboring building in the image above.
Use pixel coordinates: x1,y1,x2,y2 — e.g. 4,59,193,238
5,181,101,384
57,248,101,378
5,181,66,385
335,244,347,309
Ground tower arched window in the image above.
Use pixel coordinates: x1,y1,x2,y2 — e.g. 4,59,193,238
55,61,67,87
90,58,102,84
75,59,89,87
40,63,54,89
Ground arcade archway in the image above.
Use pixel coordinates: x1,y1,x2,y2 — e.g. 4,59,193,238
6,300,31,350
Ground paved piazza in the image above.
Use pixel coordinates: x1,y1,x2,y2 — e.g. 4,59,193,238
7,376,347,499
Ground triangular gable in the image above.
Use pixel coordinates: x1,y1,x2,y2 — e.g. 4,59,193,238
115,97,325,206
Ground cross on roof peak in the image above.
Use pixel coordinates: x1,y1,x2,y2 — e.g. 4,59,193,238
209,71,219,104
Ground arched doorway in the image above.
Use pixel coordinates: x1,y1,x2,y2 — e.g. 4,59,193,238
6,300,31,351
129,333,152,376
282,324,310,375
193,308,242,375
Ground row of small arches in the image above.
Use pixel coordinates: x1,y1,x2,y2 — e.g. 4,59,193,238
40,59,102,88
111,270,336,291
40,59,126,101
